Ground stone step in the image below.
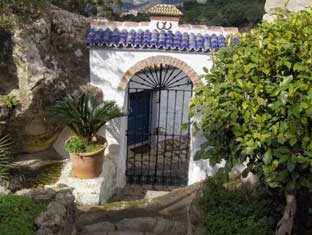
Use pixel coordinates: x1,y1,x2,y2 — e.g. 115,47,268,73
77,182,203,227
78,221,115,234
78,217,187,235
79,232,156,235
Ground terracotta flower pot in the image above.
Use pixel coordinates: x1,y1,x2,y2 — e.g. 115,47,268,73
66,137,108,179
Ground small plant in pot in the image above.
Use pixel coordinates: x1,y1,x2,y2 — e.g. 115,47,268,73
49,94,123,179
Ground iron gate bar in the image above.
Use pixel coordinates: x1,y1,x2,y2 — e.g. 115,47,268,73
126,64,193,186
135,73,156,87
162,66,176,87
167,75,190,87
177,91,186,170
154,65,162,184
169,90,178,185
161,65,170,88
163,90,170,183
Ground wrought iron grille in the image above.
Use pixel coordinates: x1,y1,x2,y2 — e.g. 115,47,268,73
126,64,193,186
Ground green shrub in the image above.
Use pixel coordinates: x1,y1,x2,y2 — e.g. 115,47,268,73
199,172,278,235
64,137,103,153
191,8,312,233
64,137,85,153
0,195,48,235
0,0,47,30
3,96,17,109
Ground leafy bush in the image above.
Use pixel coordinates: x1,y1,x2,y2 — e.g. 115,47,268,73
64,137,85,153
65,136,105,153
182,0,265,29
0,195,48,235
0,0,47,30
191,8,312,234
0,135,13,181
199,172,278,235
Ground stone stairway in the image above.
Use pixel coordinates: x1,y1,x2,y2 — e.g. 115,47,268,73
76,183,203,235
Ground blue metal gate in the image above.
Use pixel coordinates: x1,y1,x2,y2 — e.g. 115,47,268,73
127,92,151,145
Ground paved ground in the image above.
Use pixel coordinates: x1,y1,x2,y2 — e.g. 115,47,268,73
109,184,178,202
126,136,190,186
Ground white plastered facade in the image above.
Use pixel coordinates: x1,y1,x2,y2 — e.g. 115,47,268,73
52,16,239,204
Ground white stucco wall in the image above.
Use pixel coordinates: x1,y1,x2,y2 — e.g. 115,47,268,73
53,48,215,193
89,49,214,187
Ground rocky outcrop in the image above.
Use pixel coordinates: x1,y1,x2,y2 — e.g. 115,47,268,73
34,189,76,235
264,0,312,21
0,5,92,153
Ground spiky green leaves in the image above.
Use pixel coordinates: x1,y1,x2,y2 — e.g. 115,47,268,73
0,135,13,181
48,94,123,145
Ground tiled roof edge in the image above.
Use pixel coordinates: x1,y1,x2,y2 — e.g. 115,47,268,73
86,18,238,34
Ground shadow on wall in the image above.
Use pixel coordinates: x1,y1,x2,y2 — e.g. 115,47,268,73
0,30,18,95
98,117,122,163
90,49,135,88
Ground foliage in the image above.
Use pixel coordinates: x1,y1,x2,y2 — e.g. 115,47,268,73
0,0,47,30
0,135,13,181
86,143,103,152
117,13,149,22
199,171,278,235
64,137,85,153
64,137,103,153
182,0,265,29
8,160,64,191
3,96,17,109
51,0,121,18
191,9,312,194
48,94,123,146
0,195,48,235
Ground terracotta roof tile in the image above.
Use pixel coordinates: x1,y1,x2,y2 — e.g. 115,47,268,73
148,4,183,17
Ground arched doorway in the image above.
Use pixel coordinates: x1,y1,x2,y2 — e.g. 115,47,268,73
126,64,193,186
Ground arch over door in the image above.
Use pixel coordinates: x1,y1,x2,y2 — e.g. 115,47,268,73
126,64,193,186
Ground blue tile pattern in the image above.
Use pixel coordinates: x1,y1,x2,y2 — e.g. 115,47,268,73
87,27,239,52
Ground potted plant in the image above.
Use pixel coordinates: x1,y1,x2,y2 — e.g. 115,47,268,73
49,94,123,179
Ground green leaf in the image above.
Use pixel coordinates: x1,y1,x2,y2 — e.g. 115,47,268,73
287,161,296,172
300,177,310,188
263,150,272,165
286,180,296,192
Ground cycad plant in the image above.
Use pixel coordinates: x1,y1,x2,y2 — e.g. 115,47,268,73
49,94,123,153
0,135,13,181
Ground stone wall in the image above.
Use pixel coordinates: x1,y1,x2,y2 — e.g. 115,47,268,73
36,189,76,235
264,0,312,21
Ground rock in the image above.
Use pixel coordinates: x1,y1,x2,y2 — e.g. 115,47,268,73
0,103,9,136
0,185,10,195
80,221,116,233
36,202,66,231
108,232,143,235
144,191,168,200
15,188,57,200
116,217,157,233
0,5,92,153
8,175,23,192
37,227,54,235
264,0,312,21
35,189,76,235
